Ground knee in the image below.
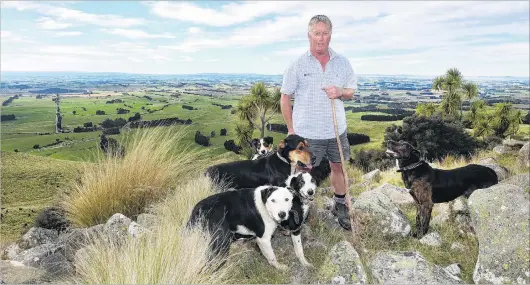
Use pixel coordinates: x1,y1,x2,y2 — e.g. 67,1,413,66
329,162,343,173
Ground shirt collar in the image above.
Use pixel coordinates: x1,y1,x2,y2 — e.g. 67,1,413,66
307,47,336,60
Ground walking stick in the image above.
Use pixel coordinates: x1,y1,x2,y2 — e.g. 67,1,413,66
330,97,355,232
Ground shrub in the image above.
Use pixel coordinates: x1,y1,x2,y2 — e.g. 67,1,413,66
84,122,93,128
33,144,40,149
96,110,106,115
128,113,141,122
224,139,241,154
220,128,227,136
102,127,120,135
383,114,480,161
117,108,130,114
349,149,394,172
194,131,210,147
62,127,203,227
0,114,16,121
266,123,288,134
347,133,370,145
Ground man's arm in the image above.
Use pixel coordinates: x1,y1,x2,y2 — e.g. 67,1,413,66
340,87,355,100
280,93,295,135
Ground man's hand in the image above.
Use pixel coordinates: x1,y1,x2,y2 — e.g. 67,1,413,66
288,129,296,135
322,86,343,99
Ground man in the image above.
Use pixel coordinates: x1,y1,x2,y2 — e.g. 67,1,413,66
280,15,358,230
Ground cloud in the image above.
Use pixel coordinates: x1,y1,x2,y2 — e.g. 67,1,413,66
54,31,83,37
36,17,72,30
187,27,202,35
102,29,175,39
0,30,35,43
38,45,116,57
2,1,146,27
147,1,301,26
204,58,219,62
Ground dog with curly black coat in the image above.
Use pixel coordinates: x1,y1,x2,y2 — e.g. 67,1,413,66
385,140,498,238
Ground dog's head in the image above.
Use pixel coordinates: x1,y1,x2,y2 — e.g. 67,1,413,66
251,136,274,155
277,134,313,171
260,186,293,223
385,140,420,160
286,172,317,202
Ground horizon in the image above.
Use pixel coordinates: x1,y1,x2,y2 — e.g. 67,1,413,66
1,1,529,77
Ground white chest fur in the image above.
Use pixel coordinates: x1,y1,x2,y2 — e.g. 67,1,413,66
235,225,256,236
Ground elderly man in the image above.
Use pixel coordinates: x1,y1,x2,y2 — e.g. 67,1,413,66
280,15,358,230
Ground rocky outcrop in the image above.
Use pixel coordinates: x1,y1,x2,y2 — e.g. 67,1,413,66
469,183,530,284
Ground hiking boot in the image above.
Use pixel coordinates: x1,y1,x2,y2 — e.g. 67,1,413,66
332,202,352,231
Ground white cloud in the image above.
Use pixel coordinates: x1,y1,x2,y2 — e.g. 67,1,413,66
102,29,175,39
38,45,116,57
188,27,202,35
2,1,146,27
147,1,302,26
36,17,72,30
54,31,83,37
204,58,219,62
0,30,35,43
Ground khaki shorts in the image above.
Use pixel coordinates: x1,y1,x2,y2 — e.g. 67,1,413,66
306,131,351,166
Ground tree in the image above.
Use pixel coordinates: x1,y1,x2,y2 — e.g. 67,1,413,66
235,82,278,141
416,102,438,117
492,103,512,138
431,68,479,120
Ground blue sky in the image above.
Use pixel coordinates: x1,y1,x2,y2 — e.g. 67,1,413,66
1,1,529,77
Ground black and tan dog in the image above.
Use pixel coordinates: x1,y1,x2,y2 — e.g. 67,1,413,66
385,140,498,238
206,134,315,190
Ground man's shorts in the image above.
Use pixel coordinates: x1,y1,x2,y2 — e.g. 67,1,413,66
306,131,351,166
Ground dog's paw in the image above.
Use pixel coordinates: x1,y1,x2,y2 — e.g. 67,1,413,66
273,262,289,271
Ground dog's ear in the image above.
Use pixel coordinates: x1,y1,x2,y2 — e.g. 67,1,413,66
261,186,275,204
264,136,273,144
251,138,259,148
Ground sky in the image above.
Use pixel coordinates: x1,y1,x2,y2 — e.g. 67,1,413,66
1,1,529,77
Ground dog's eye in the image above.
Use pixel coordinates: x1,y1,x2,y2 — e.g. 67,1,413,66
271,199,275,203
285,198,289,202
297,146,304,150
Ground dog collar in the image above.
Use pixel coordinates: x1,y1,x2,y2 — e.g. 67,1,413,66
397,160,426,172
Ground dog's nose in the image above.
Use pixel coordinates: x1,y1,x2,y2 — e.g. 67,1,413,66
261,150,266,154
278,211,286,219
308,190,314,196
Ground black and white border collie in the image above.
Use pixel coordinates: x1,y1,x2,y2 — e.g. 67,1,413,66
251,137,274,160
187,185,294,270
206,134,315,190
279,172,317,267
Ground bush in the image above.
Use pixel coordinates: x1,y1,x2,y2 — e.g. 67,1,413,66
347,133,370,145
103,127,120,135
194,131,210,147
361,114,412,121
267,123,288,134
383,114,480,161
128,113,141,122
0,114,16,121
33,144,40,149
96,110,106,115
182,105,195,110
62,127,201,227
220,128,227,136
84,122,93,128
224,139,241,154
34,206,71,233
350,149,394,172
99,134,125,157
117,108,130,114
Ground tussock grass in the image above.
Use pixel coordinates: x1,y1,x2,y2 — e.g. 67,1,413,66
72,173,234,284
62,126,205,227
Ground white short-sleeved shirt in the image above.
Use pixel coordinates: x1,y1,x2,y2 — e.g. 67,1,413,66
280,48,358,139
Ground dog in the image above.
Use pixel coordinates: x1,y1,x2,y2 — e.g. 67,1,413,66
251,137,274,160
186,185,294,270
277,172,317,267
205,134,316,190
385,140,498,238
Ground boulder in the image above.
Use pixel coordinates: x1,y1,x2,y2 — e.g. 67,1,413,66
319,241,367,284
373,183,415,206
469,183,530,284
518,142,529,168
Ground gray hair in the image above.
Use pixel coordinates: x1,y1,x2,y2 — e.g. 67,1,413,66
308,15,332,32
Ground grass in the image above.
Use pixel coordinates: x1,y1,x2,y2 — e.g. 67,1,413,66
0,152,82,244
71,175,234,284
62,126,206,227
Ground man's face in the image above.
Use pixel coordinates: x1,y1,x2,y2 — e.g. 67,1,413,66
308,21,332,55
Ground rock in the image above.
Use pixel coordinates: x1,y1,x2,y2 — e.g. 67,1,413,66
518,142,529,167
478,157,497,165
369,251,463,284
319,241,367,284
128,222,146,238
503,138,526,148
362,169,380,184
430,197,470,229
323,197,335,211
0,260,47,284
373,183,415,206
451,242,466,252
2,243,22,260
476,163,510,181
501,173,530,192
445,263,462,278
136,213,160,229
352,190,411,238
493,145,511,155
419,232,442,247
18,227,58,250
104,213,132,241
469,183,530,284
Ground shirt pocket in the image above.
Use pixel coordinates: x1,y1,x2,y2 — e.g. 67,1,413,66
325,72,344,88
299,72,320,89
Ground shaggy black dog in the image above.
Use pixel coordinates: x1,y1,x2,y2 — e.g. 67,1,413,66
386,140,498,238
